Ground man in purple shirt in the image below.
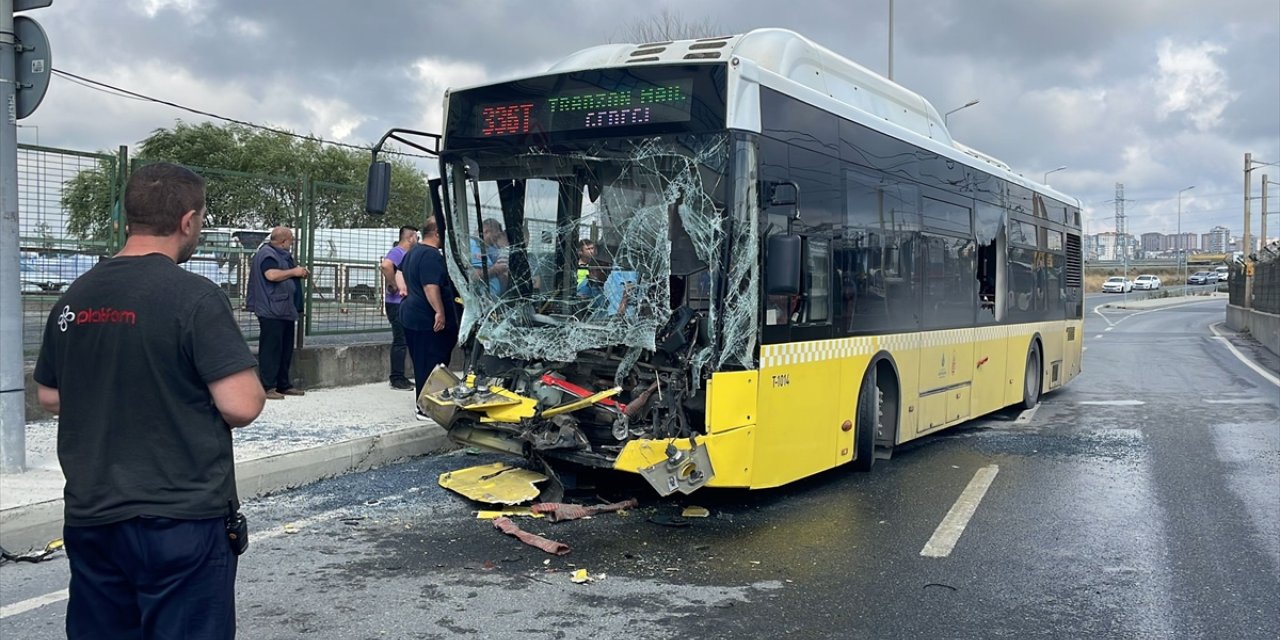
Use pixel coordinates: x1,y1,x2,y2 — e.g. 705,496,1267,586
380,226,418,390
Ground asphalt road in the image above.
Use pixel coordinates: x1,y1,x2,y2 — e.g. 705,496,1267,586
3,297,1276,639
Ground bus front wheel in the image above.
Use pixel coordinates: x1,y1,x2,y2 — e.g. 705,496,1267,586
852,367,881,472
1020,342,1042,410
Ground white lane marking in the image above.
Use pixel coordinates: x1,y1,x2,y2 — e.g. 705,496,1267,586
1209,323,1280,387
1092,305,1118,327
1079,400,1146,406
0,493,410,619
1204,398,1275,404
921,465,999,558
1092,297,1224,329
1105,327,1114,332
1094,334,1103,339
0,589,69,620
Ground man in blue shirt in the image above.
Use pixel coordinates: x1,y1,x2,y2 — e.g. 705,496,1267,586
470,218,509,295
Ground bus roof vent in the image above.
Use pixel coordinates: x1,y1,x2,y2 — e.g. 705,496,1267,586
630,47,667,57
546,37,743,73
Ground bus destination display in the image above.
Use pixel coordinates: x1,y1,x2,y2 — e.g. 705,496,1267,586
475,78,694,137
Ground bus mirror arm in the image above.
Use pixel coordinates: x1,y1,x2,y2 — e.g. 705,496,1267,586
365,128,441,216
761,180,801,221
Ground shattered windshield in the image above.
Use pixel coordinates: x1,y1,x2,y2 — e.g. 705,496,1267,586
443,133,758,371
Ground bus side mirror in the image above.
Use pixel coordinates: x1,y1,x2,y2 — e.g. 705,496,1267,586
365,161,392,215
766,234,802,295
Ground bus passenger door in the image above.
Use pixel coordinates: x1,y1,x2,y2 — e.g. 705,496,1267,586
918,232,976,432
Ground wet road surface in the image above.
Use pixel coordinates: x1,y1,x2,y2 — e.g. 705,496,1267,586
3,298,1277,639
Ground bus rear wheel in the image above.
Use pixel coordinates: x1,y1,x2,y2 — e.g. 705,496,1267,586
1020,342,1042,410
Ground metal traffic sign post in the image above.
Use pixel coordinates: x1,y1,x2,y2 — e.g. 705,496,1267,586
1,0,52,473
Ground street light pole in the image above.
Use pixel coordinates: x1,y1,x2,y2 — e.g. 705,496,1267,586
1178,185,1194,290
887,0,894,81
943,99,979,127
1043,166,1067,185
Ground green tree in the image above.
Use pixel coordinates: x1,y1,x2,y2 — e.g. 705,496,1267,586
62,156,119,241
62,121,431,241
618,8,722,43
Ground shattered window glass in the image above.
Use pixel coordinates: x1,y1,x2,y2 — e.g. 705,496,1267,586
442,133,758,375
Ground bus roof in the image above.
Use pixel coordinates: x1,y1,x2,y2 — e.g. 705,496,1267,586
447,28,1079,209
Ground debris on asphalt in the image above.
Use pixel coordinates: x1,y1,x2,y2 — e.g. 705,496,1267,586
283,523,300,534
531,498,639,522
492,516,570,555
571,568,604,584
439,462,548,505
0,538,64,564
648,513,690,527
475,507,545,520
681,505,710,518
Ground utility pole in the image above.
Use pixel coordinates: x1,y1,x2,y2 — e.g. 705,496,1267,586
1,0,53,473
1243,154,1252,263
0,0,24,473
1263,175,1269,255
1116,182,1128,302
1242,154,1273,308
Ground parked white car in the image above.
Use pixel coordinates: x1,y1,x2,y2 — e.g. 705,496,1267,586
1101,276,1133,293
19,262,67,293
1215,266,1229,283
1132,274,1162,290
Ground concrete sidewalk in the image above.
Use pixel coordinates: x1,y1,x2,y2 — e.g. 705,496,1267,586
0,382,453,552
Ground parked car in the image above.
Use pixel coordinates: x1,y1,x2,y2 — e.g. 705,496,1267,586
1215,266,1229,283
19,262,67,293
1102,276,1133,293
1187,271,1219,285
1133,274,1162,290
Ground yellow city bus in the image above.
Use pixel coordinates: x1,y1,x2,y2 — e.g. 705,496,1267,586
369,29,1084,495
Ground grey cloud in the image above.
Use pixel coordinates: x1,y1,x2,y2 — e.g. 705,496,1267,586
21,0,1280,236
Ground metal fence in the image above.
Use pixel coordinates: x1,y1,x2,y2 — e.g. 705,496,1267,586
1228,246,1280,315
17,143,429,354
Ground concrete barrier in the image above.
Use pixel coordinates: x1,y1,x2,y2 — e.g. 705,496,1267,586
1226,304,1280,358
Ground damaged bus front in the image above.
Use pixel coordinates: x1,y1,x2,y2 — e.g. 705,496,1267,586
418,63,760,496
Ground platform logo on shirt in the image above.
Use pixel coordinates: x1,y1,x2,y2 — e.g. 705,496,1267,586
58,305,137,332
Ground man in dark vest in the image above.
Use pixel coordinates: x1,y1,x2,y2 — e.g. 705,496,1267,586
246,227,308,399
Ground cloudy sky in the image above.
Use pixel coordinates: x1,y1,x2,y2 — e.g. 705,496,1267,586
18,0,1280,241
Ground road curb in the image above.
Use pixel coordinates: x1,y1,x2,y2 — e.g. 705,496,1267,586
0,425,453,553
1099,293,1227,311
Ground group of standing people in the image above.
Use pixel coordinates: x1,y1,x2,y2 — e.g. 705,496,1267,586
382,218,460,417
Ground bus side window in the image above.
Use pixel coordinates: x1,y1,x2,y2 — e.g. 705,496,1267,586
800,237,831,324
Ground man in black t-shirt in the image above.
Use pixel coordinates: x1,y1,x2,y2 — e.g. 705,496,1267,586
34,162,265,640
400,216,459,417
